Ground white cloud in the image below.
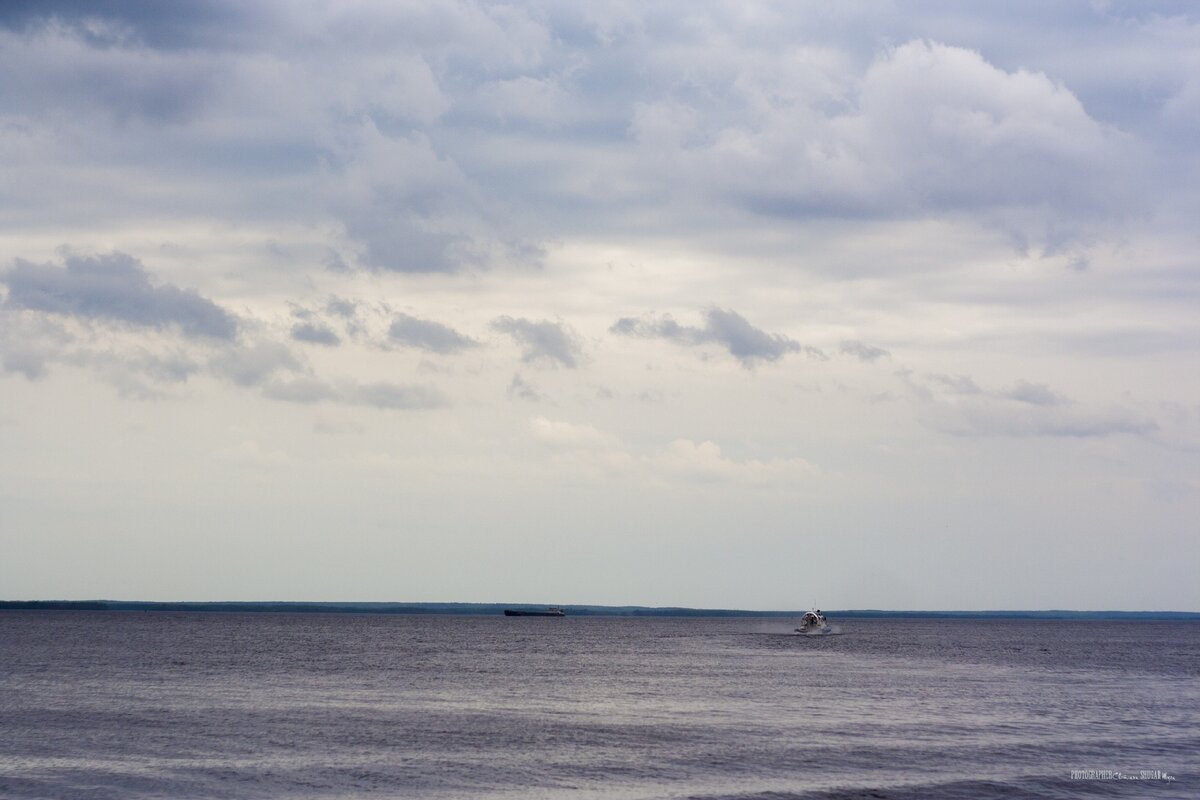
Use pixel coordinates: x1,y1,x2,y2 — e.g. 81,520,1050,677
653,439,818,487
529,417,614,449
628,39,1134,253
527,417,816,488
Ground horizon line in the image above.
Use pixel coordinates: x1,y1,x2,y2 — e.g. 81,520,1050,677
2,600,1198,618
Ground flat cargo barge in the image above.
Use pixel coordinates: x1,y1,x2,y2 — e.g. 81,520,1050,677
503,607,565,617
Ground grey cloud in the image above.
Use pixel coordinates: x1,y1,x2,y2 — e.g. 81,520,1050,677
2,252,236,339
929,374,983,395
1057,328,1200,357
351,381,447,410
912,372,1155,439
348,216,468,274
610,315,693,342
0,316,201,398
261,377,337,405
263,377,448,410
935,406,1157,440
612,308,809,367
388,313,478,354
209,342,302,387
325,296,357,318
291,321,341,347
0,13,227,125
0,301,208,391
3,3,1189,278
76,349,199,394
0,305,69,382
0,1,260,52
705,308,808,365
491,316,581,368
840,340,891,362
328,124,504,274
129,351,198,384
96,351,200,400
322,296,365,338
1003,380,1064,407
2,345,48,380
507,372,545,402
322,251,351,273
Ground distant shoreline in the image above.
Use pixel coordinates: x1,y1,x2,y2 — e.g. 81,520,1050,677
1,601,1197,620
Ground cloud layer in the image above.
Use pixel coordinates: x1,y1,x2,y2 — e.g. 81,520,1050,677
1,2,1197,609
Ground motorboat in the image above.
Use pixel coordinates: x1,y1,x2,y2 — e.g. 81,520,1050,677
795,609,832,634
503,606,566,617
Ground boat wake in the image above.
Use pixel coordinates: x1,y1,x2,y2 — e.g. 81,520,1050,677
794,624,843,636
751,622,845,636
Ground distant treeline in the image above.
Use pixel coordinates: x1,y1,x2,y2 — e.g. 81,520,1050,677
1,601,1197,620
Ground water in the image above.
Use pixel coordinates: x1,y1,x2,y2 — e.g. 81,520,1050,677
1,613,1195,799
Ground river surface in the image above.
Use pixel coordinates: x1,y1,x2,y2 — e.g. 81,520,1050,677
1,612,1195,798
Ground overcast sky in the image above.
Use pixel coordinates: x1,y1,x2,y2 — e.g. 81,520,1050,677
1,1,1197,610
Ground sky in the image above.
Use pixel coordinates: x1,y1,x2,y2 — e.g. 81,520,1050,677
1,1,1197,610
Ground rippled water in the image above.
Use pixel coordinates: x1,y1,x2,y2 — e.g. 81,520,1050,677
1,612,1195,799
